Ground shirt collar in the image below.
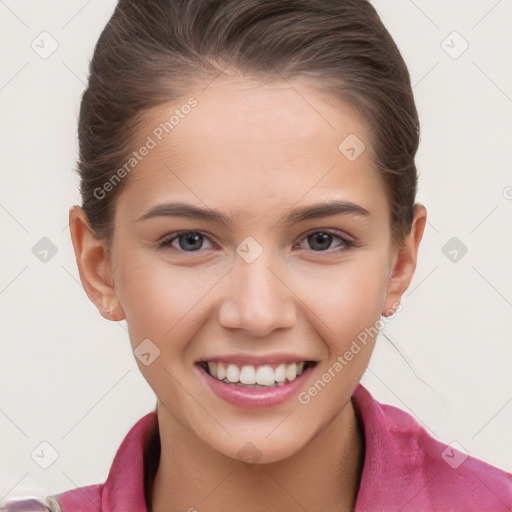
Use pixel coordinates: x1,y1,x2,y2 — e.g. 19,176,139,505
351,383,431,510
102,405,159,511
101,383,430,511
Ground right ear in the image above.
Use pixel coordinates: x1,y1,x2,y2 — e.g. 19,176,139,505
68,206,125,321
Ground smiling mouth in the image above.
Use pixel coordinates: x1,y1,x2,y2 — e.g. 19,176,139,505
198,361,317,388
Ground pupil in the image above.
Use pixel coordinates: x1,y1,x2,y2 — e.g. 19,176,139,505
179,233,202,251
309,233,332,251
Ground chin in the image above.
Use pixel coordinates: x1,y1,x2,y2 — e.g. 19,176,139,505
210,430,314,466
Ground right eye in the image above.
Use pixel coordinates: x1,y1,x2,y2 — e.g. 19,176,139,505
157,231,217,252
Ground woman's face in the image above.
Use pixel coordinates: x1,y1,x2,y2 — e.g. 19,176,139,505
78,78,420,463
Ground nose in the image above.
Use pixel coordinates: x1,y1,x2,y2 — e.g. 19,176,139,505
217,250,297,337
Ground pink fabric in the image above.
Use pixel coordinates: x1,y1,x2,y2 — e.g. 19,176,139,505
55,383,512,511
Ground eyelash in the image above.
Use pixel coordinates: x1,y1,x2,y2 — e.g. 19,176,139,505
156,230,357,254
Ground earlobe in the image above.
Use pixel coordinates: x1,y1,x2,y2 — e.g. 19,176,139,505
382,203,427,316
68,206,125,322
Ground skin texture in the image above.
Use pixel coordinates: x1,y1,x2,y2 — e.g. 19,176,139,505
69,78,427,512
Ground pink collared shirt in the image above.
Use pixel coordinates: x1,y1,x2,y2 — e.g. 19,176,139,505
51,383,511,511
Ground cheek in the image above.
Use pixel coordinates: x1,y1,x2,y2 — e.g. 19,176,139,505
297,254,388,318
113,255,208,393
341,258,388,312
115,243,389,352
290,255,389,361
114,252,220,347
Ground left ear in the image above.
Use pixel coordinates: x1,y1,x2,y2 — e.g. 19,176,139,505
382,203,427,316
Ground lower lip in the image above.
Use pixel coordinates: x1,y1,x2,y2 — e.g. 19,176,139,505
196,364,315,409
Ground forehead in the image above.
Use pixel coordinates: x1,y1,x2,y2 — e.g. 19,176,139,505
118,78,387,220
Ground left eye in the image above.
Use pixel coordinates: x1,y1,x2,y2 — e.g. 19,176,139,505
295,231,353,252
157,230,354,253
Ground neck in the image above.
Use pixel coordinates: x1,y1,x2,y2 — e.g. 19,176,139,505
150,398,364,512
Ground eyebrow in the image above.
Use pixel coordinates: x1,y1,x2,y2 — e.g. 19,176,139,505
136,200,371,226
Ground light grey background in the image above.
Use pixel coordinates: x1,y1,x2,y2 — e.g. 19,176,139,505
1,0,511,503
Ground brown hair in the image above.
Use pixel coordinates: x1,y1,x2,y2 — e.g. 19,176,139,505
76,0,419,249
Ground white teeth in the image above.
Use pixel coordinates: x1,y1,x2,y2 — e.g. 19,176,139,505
216,362,226,380
274,363,286,383
203,361,309,387
226,364,240,383
240,365,256,385
207,362,217,378
256,365,275,386
285,362,297,381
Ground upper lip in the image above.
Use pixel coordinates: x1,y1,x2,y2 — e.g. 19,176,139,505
196,354,317,366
